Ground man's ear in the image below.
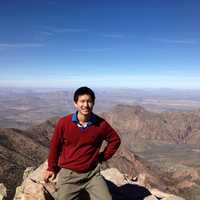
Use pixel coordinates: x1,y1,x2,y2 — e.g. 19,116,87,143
74,102,77,108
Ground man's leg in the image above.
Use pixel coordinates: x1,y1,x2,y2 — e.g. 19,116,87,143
56,183,81,200
56,168,82,200
85,173,112,200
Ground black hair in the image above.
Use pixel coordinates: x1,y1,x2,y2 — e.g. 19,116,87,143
73,86,95,103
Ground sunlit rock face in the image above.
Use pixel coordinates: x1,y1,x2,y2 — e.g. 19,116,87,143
14,161,185,200
0,183,7,200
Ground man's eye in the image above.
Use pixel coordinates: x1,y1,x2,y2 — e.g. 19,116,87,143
79,100,92,104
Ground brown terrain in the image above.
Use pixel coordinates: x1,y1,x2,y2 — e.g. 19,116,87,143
102,105,200,200
0,117,58,199
102,104,200,145
1,88,200,129
1,104,200,199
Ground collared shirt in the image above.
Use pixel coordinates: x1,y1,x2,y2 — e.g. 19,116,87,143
71,111,97,129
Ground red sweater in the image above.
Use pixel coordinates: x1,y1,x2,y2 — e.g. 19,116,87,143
47,114,121,173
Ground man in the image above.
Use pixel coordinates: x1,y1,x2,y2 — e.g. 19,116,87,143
43,86,121,200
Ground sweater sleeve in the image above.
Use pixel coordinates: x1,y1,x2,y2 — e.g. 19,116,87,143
101,121,121,161
47,118,64,172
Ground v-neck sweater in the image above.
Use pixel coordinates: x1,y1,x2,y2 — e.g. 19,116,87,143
47,113,121,173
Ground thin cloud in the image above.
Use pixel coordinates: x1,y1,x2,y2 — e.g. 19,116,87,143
72,48,112,52
37,27,88,40
40,31,54,36
151,38,198,44
55,28,88,33
43,26,88,33
0,43,44,48
102,34,125,39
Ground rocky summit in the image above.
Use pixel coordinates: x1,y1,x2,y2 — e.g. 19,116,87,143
14,161,185,200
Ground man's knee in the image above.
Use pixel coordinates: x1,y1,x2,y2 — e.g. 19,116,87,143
86,175,112,200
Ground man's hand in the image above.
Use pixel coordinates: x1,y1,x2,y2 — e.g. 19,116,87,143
43,169,56,183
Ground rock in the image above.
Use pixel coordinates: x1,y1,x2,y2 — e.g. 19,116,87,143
14,181,46,200
101,168,127,186
162,195,185,200
23,167,35,180
150,188,185,200
144,195,158,200
0,184,7,200
137,173,150,188
14,162,56,200
14,161,186,200
150,188,173,198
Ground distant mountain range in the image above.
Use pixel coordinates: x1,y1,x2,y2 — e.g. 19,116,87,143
1,88,200,129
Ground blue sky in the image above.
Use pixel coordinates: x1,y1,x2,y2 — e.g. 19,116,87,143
0,0,200,89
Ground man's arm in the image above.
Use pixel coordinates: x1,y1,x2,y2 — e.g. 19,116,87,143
43,118,64,182
100,121,121,162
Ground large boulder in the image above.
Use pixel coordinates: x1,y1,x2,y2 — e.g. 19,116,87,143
0,184,7,200
14,161,185,200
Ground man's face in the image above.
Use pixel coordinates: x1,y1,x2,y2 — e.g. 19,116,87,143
74,94,94,116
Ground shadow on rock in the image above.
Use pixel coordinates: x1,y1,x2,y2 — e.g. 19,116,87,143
44,179,151,200
107,180,151,200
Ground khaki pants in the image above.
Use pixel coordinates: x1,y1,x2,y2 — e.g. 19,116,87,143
56,165,112,200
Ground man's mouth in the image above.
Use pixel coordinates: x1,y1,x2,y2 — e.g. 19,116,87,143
82,108,89,111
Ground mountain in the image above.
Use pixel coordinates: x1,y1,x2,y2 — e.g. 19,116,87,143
0,127,49,199
0,116,60,199
102,104,200,145
25,117,58,147
101,105,200,200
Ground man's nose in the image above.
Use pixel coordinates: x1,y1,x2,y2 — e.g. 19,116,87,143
83,101,89,106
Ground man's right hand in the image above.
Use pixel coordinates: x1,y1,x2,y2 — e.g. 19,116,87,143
43,169,56,183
